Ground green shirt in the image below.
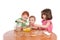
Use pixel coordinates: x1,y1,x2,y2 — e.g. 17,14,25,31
15,18,29,27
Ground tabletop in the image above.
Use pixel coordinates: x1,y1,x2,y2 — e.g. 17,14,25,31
3,30,57,40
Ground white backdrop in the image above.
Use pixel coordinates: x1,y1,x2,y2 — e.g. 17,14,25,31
0,0,60,40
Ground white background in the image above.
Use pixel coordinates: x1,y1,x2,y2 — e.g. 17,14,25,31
0,0,60,40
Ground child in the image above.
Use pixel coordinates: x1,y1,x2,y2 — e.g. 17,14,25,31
15,11,29,31
22,16,38,32
40,8,53,36
28,16,38,30
28,16,43,35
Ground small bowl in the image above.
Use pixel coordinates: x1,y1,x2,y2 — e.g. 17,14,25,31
23,28,31,32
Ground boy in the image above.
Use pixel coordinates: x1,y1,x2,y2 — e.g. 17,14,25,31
29,16,38,30
15,11,29,31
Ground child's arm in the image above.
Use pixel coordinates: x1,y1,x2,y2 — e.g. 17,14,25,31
15,19,24,23
34,24,41,27
40,21,50,28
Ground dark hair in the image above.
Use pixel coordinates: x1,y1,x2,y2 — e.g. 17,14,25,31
29,16,36,21
41,8,52,20
22,11,29,17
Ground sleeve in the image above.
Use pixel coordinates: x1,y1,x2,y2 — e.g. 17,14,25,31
15,18,21,23
47,20,52,24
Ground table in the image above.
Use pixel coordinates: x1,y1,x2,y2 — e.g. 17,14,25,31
4,30,57,40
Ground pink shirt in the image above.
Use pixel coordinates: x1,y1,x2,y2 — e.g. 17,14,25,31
42,20,53,32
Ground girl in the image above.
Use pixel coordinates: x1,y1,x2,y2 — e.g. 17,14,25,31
40,8,53,36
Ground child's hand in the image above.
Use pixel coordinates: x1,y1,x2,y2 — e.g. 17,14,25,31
31,27,38,30
43,31,51,35
15,27,22,31
19,20,25,23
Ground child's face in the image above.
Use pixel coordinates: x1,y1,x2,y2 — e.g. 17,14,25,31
29,17,35,24
22,14,28,21
42,15,46,20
